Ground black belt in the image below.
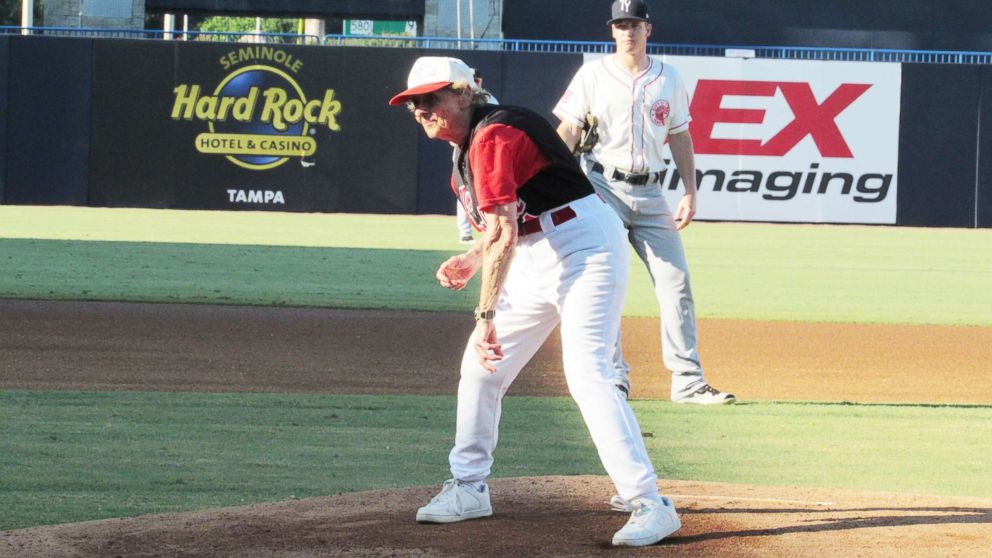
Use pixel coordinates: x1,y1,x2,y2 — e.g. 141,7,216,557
519,206,577,236
591,162,660,186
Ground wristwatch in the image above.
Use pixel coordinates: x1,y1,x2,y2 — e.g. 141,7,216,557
474,307,495,321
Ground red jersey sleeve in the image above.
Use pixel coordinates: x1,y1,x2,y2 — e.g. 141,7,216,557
468,123,551,211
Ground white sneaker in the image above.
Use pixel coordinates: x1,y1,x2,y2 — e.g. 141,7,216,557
416,479,493,523
612,496,681,547
672,383,736,405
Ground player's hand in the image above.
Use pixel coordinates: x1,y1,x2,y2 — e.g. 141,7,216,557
436,254,478,290
473,319,503,373
674,193,697,231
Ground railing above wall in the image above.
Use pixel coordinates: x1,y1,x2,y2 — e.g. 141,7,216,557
0,26,322,44
322,34,992,65
4,26,992,65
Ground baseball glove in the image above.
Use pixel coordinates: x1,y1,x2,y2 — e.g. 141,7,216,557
572,113,599,155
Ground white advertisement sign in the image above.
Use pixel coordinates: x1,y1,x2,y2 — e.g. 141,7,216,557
584,55,902,224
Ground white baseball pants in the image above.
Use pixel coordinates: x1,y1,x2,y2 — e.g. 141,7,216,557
448,194,660,502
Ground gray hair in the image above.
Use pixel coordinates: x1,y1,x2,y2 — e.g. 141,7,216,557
451,82,492,107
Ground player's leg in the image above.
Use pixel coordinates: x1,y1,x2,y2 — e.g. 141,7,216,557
627,185,734,404
552,202,681,546
582,163,636,395
447,277,558,484
551,202,658,501
418,252,559,523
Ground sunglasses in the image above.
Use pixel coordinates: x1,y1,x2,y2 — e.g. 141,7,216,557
406,87,453,113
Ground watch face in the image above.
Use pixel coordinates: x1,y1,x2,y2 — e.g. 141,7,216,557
476,309,495,320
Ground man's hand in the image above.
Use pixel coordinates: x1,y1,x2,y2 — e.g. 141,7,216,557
674,193,697,230
668,131,697,231
473,319,503,373
573,114,599,154
436,251,480,290
556,120,583,152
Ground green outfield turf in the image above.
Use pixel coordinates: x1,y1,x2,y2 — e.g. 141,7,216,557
2,206,991,530
1,390,989,531
1,206,990,325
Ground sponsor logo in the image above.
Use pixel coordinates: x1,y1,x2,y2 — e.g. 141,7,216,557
674,78,891,203
690,79,871,157
661,161,891,203
640,56,900,223
170,46,342,171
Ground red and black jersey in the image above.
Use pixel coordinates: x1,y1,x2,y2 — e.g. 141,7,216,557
452,104,594,230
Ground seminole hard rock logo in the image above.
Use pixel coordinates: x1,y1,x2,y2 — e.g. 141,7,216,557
170,47,341,170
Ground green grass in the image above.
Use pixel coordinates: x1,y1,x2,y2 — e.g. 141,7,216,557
2,206,991,530
1,390,989,530
0,239,476,311
2,207,991,325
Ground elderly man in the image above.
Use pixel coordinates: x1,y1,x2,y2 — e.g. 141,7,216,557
389,56,681,546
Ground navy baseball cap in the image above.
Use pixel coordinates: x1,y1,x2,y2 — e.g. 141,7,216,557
608,0,651,25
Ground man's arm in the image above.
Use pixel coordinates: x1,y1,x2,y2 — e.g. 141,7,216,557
557,120,583,152
473,201,518,372
668,130,698,231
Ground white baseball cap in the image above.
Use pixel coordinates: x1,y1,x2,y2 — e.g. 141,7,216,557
388,56,479,106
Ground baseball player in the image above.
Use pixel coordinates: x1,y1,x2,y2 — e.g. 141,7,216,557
554,0,735,405
390,56,681,546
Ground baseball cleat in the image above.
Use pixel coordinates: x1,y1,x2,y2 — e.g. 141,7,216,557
672,383,736,405
612,496,681,546
458,235,474,244
416,479,492,523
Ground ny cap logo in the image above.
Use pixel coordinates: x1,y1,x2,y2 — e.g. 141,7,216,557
620,0,631,11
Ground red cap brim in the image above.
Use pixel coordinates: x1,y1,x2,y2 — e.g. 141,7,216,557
388,81,451,106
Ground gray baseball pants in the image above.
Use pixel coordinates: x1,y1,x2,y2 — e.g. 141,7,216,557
584,162,708,399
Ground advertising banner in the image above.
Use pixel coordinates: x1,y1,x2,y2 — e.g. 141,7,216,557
169,42,342,211
583,54,902,224
90,41,422,213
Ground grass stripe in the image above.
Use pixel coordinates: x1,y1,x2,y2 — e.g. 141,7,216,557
1,390,989,530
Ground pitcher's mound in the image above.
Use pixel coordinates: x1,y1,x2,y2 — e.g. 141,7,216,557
3,476,990,557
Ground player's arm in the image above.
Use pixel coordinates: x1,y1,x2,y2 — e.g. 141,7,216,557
477,202,517,315
668,130,698,230
553,70,589,152
473,202,518,372
556,120,583,152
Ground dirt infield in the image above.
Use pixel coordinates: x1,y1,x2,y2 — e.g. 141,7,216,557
3,299,991,403
2,299,991,556
3,477,990,558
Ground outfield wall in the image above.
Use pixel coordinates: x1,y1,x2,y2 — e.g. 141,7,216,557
0,36,989,228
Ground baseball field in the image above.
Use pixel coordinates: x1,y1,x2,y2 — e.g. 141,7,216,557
1,205,990,557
